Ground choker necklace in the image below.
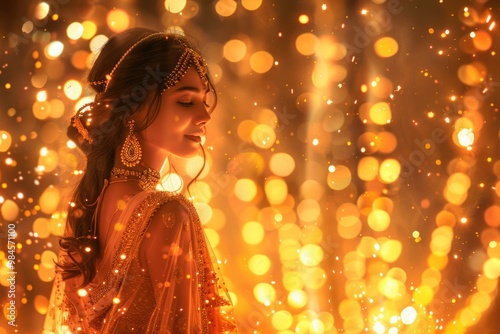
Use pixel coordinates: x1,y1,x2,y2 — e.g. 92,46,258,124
110,166,161,191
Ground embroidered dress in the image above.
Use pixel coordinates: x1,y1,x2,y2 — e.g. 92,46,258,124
44,190,237,333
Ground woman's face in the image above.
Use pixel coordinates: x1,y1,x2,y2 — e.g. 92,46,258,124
139,67,211,160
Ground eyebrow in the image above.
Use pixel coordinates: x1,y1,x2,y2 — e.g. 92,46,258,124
173,86,202,93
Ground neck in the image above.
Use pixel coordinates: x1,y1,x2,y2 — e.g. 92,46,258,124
110,165,161,191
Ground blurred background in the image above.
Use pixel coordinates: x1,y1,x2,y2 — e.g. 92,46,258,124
0,0,499,333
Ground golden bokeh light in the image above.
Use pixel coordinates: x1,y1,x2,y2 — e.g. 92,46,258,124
264,180,287,208
241,0,262,11
374,37,399,58
160,173,183,192
295,33,318,56
39,186,60,215
107,9,130,32
81,21,97,40
287,289,308,308
272,310,294,330
250,51,274,74
44,41,64,59
338,215,362,240
472,30,492,51
164,0,187,13
297,199,321,223
251,124,276,149
458,62,487,86
0,131,13,152
63,80,83,101
89,34,109,53
223,39,247,62
378,239,402,263
67,22,84,40
1,199,19,221
215,0,237,17
234,178,258,202
254,282,276,306
242,221,265,245
379,159,401,184
369,102,392,125
367,209,391,232
248,254,271,275
327,165,351,190
298,14,309,24
269,153,295,177
358,157,379,181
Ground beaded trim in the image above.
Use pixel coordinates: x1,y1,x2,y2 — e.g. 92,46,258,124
104,32,165,92
162,46,209,91
87,33,209,93
110,166,161,191
72,103,94,144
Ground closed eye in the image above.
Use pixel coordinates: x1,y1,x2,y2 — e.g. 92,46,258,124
178,101,194,107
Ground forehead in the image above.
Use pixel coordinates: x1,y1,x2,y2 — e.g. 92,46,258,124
169,67,208,93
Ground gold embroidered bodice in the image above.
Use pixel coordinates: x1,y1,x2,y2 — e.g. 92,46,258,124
44,190,237,334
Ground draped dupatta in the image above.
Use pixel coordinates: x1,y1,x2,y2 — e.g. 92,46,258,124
44,190,237,333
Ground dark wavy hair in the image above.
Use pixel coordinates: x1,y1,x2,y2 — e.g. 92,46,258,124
57,27,216,287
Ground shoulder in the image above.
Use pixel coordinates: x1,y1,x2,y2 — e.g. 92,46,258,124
141,191,197,231
138,192,198,262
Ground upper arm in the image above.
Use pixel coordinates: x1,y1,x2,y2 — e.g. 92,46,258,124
139,200,194,301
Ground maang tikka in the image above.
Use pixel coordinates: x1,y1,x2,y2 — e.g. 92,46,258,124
121,120,142,167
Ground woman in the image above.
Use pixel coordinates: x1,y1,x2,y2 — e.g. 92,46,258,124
44,27,237,333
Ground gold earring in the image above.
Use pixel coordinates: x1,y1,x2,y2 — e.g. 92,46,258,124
121,120,142,167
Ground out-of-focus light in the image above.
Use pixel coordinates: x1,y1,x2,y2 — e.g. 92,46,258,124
77,289,87,297
457,128,474,147
299,14,309,24
64,80,83,101
45,41,64,59
401,306,417,325
161,173,183,192
35,2,50,20
223,39,247,62
242,0,262,11
67,22,84,40
40,147,49,157
0,131,13,152
107,9,130,33
215,0,237,17
67,140,76,149
90,34,109,53
165,0,187,13
81,21,97,40
36,91,48,102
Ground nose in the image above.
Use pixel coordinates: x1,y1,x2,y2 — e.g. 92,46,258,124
194,106,211,126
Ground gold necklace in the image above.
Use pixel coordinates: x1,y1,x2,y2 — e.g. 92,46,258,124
110,166,161,191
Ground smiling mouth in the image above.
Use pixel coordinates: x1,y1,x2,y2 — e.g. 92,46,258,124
185,135,202,143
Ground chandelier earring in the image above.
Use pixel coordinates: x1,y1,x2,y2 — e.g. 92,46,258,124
121,120,142,167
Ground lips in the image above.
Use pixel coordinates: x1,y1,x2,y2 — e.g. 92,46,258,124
185,134,202,143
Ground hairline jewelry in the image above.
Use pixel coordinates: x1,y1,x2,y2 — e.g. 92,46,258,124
88,32,210,93
72,103,94,144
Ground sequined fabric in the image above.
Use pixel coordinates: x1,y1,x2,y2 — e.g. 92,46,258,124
44,190,237,333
